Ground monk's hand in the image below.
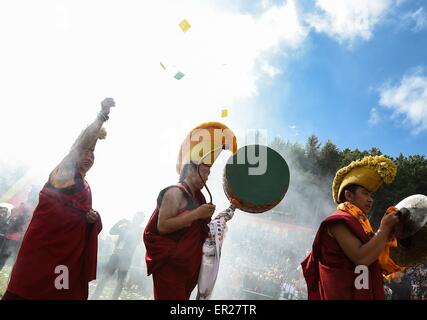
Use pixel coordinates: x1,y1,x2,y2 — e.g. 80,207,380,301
100,97,116,116
379,209,400,234
197,204,216,219
86,209,99,224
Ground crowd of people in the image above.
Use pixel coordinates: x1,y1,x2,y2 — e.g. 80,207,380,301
85,212,314,300
202,215,313,300
90,213,150,300
0,202,34,272
401,264,427,299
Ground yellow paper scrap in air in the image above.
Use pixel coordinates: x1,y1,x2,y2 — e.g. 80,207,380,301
179,19,191,32
221,109,228,118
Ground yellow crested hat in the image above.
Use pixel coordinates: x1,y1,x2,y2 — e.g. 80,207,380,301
176,122,237,174
332,155,397,204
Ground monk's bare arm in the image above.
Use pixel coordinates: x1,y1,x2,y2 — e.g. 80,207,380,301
49,120,105,187
157,188,202,235
70,117,106,155
328,222,391,266
51,98,115,185
67,98,115,158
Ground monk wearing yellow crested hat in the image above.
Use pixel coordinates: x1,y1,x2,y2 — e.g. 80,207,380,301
143,122,237,300
301,155,405,300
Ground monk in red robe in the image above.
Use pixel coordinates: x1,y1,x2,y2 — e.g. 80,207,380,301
144,162,216,300
301,155,405,300
144,122,236,300
2,97,116,300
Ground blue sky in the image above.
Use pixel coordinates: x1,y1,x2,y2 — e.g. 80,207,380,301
242,0,427,157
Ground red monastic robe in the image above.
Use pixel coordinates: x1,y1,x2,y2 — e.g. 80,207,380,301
143,184,210,300
301,211,385,300
4,177,101,300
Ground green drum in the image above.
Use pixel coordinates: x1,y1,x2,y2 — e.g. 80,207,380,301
223,145,290,213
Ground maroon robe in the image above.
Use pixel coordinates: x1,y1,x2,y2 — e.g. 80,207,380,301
4,174,101,300
143,184,210,300
301,210,385,300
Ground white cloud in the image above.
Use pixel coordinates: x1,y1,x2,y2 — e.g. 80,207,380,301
306,0,393,43
261,0,270,10
0,0,308,228
401,7,427,32
261,62,282,78
368,107,381,125
256,1,308,51
378,69,427,134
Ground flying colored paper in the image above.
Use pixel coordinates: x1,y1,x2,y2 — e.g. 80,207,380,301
179,19,191,32
174,71,185,80
221,109,228,118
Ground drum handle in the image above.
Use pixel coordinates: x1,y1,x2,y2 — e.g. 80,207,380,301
198,163,213,204
197,145,227,204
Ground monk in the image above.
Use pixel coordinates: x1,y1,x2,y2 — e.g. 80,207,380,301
144,161,216,300
144,121,236,300
301,155,404,300
2,97,116,300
